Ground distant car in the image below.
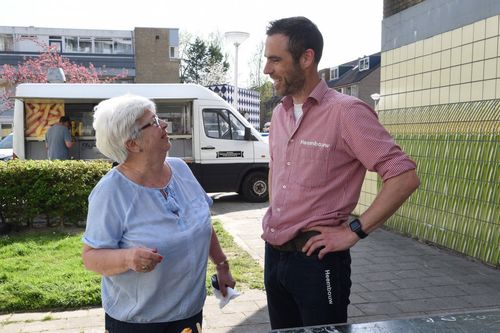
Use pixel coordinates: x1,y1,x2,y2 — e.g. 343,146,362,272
0,133,13,161
262,122,271,133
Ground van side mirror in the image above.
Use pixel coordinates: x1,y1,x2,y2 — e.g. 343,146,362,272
244,127,252,141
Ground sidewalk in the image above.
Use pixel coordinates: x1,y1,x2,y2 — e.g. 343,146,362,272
1,193,500,332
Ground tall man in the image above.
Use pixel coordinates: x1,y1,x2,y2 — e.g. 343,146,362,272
45,116,73,160
262,17,420,329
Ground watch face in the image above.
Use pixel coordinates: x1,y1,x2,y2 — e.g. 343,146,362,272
350,220,361,231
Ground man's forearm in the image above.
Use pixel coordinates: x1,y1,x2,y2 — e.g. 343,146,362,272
359,169,420,233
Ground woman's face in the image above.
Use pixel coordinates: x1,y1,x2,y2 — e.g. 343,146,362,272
135,110,171,154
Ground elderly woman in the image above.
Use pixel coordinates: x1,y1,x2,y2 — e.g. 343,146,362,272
82,94,235,333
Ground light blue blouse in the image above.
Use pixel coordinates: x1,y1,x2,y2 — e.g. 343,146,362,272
82,158,213,323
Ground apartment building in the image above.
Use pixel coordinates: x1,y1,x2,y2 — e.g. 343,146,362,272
0,25,181,133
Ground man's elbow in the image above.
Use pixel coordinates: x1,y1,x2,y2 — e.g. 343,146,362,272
405,169,420,193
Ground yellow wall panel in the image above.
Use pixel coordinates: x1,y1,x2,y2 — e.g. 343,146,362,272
461,63,472,82
423,72,432,89
432,34,442,52
471,81,483,100
463,23,474,44
452,27,462,48
407,42,416,59
431,70,441,88
450,66,461,84
451,47,462,66
450,84,460,102
442,30,452,50
439,86,450,103
473,19,486,41
415,73,423,89
472,61,485,81
484,37,498,59
415,40,424,57
483,79,496,99
441,68,451,86
460,83,471,101
430,88,440,104
473,40,485,61
485,15,499,38
462,44,473,63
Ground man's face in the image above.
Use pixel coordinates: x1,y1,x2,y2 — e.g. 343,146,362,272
264,34,305,97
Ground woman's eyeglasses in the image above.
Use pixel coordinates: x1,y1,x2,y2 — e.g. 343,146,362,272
139,114,161,131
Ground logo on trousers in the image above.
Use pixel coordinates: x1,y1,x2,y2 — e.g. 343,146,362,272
325,269,333,305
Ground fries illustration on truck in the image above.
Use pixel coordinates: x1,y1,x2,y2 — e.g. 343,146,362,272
25,102,65,137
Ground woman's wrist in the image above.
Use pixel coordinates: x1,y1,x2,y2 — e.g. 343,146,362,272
214,257,229,269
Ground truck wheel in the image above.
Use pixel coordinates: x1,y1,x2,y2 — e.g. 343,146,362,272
240,171,269,203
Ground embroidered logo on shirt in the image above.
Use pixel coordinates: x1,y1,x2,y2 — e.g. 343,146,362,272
300,139,330,149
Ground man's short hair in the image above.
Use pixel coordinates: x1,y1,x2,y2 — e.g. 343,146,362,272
266,16,323,64
60,116,71,123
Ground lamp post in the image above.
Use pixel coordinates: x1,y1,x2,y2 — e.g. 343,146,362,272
224,31,249,111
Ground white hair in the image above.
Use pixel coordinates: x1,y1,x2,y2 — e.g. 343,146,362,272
93,94,156,163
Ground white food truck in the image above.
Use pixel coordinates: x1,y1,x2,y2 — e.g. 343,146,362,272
13,83,270,202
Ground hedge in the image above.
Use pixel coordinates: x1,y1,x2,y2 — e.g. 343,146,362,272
0,160,111,228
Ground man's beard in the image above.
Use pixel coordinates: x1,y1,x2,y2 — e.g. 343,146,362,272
276,64,305,97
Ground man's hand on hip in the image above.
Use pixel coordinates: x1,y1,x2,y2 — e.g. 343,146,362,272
302,224,358,259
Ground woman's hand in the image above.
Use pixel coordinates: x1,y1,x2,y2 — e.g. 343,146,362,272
126,247,164,273
215,261,236,297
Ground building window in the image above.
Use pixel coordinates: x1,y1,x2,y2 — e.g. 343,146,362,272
95,38,113,54
64,37,78,52
330,67,339,80
340,85,358,97
78,38,92,53
170,46,179,59
114,38,133,54
359,57,370,71
169,29,180,60
49,36,62,52
0,34,14,51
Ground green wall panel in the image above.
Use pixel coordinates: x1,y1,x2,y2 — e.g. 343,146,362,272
375,100,500,267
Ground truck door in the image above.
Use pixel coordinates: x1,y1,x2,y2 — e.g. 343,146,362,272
198,108,254,192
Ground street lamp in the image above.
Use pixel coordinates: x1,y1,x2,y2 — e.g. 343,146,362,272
224,31,249,111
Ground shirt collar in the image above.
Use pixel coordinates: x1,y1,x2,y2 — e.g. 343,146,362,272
281,79,329,111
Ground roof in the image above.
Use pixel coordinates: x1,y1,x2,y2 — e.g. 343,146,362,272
14,83,224,101
327,52,381,88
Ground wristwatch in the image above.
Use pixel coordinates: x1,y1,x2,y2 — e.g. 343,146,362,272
349,219,368,239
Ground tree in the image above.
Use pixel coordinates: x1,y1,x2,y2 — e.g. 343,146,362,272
179,34,229,86
0,37,127,114
248,41,269,90
247,42,276,127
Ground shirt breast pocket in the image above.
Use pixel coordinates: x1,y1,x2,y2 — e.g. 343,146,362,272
290,146,329,188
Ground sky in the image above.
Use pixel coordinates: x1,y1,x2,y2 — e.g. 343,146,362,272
1,0,383,87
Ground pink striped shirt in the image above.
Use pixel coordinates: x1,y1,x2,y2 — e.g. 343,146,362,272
262,80,416,245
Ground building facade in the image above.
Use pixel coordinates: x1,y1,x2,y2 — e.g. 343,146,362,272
357,0,500,266
0,25,181,135
321,52,381,108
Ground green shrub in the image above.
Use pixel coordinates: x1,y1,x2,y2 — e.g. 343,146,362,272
0,160,111,228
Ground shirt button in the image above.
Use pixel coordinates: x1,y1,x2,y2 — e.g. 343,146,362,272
277,208,281,212
270,228,275,232
282,185,286,189
286,161,291,166
290,139,294,143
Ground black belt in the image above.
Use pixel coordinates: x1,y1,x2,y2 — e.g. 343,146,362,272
269,231,320,252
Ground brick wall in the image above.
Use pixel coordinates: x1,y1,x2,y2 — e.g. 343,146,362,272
134,28,180,83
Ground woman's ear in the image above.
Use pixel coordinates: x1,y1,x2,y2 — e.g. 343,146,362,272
125,138,142,153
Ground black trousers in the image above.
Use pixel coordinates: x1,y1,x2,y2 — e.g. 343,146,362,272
264,243,351,329
105,311,202,333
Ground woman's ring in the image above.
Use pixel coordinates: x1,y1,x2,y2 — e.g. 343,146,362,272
142,265,148,271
